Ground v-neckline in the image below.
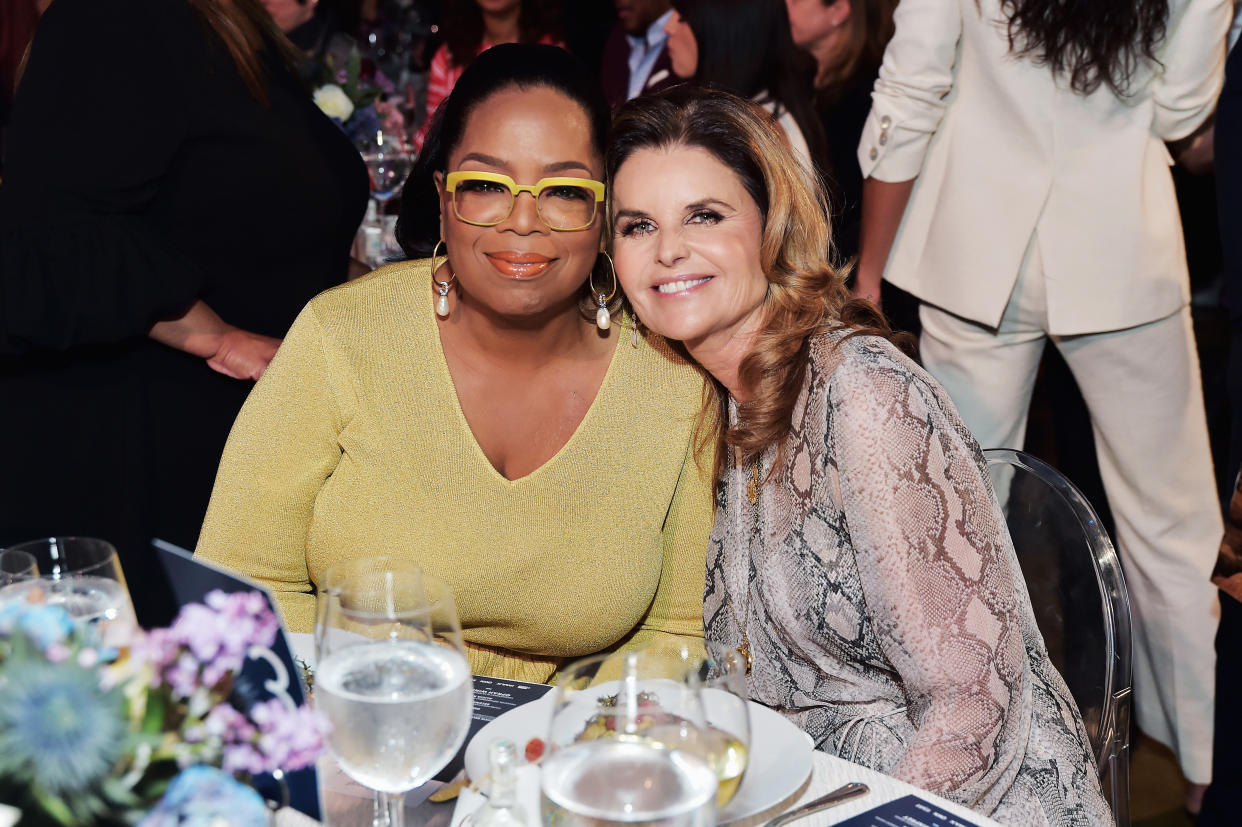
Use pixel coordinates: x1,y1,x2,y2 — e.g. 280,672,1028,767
424,288,625,486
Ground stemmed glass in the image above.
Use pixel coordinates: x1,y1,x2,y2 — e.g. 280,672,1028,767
361,130,414,208
315,560,472,827
0,536,135,637
540,642,751,826
0,549,37,586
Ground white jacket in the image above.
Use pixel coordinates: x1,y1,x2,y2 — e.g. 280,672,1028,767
859,0,1230,335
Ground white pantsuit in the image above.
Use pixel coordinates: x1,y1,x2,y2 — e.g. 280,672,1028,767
860,0,1232,781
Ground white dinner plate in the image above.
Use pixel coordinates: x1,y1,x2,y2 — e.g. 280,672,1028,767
463,687,813,824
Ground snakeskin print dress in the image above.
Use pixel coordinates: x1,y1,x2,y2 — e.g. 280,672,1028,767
704,331,1112,824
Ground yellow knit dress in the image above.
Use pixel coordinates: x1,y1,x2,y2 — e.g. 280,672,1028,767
195,258,714,683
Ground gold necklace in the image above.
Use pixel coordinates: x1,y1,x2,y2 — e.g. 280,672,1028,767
726,455,761,675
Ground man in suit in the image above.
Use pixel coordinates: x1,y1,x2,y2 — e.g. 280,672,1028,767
601,0,678,108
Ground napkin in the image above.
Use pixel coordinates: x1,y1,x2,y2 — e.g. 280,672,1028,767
449,765,542,827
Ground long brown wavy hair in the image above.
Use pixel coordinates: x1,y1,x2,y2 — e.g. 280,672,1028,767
812,0,897,98
607,87,913,484
186,0,302,104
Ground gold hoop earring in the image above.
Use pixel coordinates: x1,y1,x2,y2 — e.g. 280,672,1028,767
590,252,618,330
431,239,456,318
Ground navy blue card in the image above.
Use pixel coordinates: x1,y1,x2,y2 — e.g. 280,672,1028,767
151,539,321,821
434,674,553,782
834,794,985,827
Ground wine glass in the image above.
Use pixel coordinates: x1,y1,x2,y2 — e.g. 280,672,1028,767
0,537,136,637
361,130,413,207
0,549,37,586
315,560,472,827
541,642,750,826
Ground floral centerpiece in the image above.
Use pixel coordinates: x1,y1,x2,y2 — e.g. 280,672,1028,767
0,591,325,826
312,46,407,150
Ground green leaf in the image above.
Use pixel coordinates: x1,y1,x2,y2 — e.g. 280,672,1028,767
30,786,76,827
139,690,166,735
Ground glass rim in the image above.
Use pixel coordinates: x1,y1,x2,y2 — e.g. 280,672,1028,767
4,536,119,580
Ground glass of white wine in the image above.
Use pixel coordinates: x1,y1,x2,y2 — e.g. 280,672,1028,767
315,560,472,827
0,536,135,638
541,642,751,827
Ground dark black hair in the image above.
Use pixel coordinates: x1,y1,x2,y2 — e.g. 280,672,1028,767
396,43,611,258
670,0,826,177
1002,0,1168,96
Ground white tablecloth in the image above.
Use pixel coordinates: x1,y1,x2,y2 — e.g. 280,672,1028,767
278,751,1005,827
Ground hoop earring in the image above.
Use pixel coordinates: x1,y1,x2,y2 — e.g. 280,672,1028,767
591,252,618,330
431,239,456,318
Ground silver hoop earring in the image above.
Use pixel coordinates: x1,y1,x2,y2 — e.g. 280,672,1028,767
591,252,618,330
431,239,456,318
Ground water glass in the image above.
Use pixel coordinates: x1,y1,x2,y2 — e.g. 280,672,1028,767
0,549,37,586
541,642,750,827
315,560,472,827
0,536,135,636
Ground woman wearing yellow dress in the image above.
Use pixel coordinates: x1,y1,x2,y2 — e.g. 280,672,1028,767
195,44,713,683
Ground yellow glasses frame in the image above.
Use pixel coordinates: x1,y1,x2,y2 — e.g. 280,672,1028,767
445,171,606,231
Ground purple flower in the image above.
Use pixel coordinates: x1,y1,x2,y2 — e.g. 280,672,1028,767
249,699,327,772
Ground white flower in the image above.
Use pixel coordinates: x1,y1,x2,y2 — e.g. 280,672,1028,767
313,84,354,122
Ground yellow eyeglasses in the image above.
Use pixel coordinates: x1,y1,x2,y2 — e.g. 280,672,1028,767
445,171,605,232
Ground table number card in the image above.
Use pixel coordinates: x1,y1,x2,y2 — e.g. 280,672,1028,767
835,794,986,827
151,539,322,821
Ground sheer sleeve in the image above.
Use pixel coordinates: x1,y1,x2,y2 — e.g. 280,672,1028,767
0,0,203,353
195,301,349,632
827,349,1028,809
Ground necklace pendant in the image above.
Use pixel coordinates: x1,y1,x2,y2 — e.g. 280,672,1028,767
746,462,760,505
738,638,753,676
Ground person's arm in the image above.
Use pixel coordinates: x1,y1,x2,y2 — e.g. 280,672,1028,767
1151,0,1232,142
854,178,915,305
195,301,348,632
827,352,1031,812
148,299,281,380
853,0,961,302
612,437,715,659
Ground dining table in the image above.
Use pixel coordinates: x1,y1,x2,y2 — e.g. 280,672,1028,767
274,721,1003,827
277,634,1004,827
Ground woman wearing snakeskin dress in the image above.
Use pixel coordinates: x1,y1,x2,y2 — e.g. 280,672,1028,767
607,87,1110,824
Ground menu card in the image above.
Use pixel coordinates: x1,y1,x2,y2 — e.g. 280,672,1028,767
435,674,553,781
835,795,986,827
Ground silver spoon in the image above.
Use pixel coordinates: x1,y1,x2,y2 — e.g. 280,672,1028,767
761,782,871,827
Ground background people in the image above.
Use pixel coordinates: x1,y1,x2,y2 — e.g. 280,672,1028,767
600,0,676,107
0,0,367,622
854,0,1232,803
663,0,824,175
414,0,564,150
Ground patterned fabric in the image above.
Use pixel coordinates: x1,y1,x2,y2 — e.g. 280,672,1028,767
1212,466,1242,602
704,331,1111,824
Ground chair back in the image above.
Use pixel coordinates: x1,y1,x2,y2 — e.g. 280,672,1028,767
983,448,1132,826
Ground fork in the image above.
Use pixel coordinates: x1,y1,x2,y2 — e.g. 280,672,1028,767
761,782,870,827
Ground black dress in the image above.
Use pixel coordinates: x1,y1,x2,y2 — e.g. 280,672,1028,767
0,0,368,621
816,62,920,340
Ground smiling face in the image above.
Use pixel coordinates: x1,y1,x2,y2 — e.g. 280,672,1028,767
663,12,699,79
435,86,604,320
611,145,768,357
